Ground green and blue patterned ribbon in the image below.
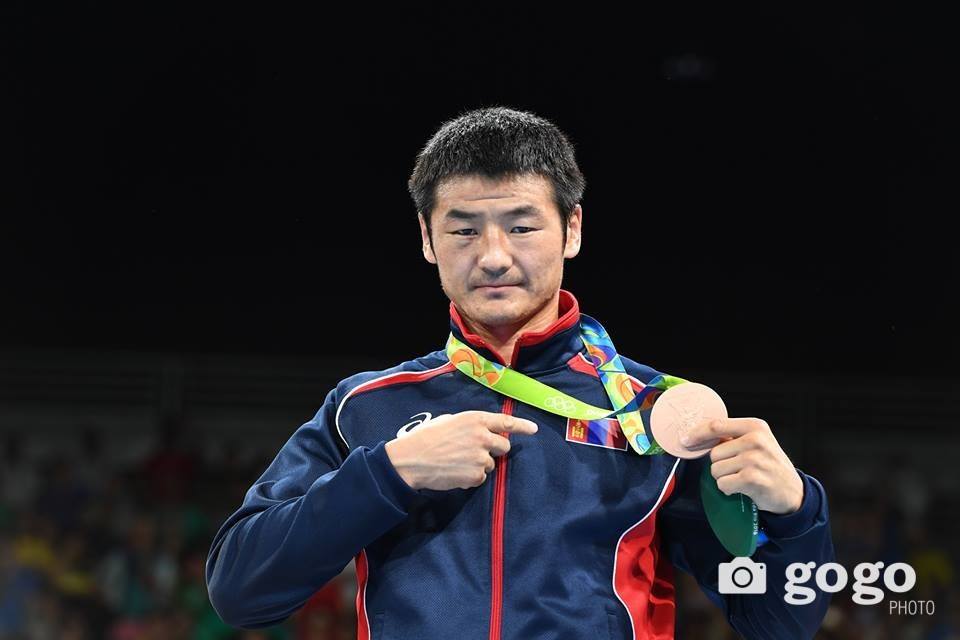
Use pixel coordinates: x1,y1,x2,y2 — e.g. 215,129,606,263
445,313,687,456
445,312,761,556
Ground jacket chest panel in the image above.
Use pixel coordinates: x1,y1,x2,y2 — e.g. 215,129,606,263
340,374,504,448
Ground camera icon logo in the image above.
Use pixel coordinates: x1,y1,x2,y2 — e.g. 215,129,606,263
718,557,767,594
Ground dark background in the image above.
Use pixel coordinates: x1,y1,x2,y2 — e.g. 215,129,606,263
4,5,956,375
2,5,958,640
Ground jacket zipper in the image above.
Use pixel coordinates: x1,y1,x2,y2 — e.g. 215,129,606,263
488,396,513,640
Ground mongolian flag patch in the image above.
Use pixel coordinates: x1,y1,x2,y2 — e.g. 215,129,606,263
565,417,628,451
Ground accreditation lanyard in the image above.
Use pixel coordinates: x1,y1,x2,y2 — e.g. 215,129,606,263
444,313,688,456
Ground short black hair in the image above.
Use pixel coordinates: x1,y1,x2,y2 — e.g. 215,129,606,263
407,106,586,244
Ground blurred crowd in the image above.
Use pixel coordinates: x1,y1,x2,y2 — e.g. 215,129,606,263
0,419,356,640
1,418,957,639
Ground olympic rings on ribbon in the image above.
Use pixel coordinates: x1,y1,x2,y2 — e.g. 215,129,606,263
544,396,576,413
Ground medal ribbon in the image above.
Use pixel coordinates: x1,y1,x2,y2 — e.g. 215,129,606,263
445,311,763,556
445,313,687,455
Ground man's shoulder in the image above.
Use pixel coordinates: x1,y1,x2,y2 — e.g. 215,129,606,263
327,350,451,448
334,349,450,400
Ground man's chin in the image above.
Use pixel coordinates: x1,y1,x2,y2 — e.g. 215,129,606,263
473,285,522,296
465,302,525,328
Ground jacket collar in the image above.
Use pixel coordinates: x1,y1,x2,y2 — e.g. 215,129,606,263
447,289,585,374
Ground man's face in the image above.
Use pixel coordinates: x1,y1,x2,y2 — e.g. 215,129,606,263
418,173,582,330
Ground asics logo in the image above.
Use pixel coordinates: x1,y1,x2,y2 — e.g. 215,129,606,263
396,412,433,438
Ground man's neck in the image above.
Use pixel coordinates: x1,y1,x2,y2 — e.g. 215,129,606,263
459,291,561,366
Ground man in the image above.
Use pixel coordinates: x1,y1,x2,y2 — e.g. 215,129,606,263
206,107,834,639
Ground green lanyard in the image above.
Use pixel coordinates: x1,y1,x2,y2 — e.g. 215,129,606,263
445,313,687,456
446,312,760,557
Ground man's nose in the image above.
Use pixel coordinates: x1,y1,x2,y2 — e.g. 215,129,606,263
477,227,513,274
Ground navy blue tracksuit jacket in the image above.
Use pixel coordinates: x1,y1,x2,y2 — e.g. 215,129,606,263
206,289,835,639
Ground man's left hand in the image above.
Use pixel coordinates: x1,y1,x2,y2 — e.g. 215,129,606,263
679,417,804,515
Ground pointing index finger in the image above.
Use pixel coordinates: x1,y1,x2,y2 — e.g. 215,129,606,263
489,414,538,435
679,417,763,449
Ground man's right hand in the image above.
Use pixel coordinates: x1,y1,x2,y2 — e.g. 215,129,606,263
384,411,538,491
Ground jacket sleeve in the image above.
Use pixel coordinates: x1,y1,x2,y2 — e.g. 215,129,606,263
657,456,835,640
205,386,420,629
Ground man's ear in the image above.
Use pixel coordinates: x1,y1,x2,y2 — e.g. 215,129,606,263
418,213,438,264
563,204,582,259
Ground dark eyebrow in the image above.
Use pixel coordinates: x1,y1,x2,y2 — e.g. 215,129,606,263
444,205,543,221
